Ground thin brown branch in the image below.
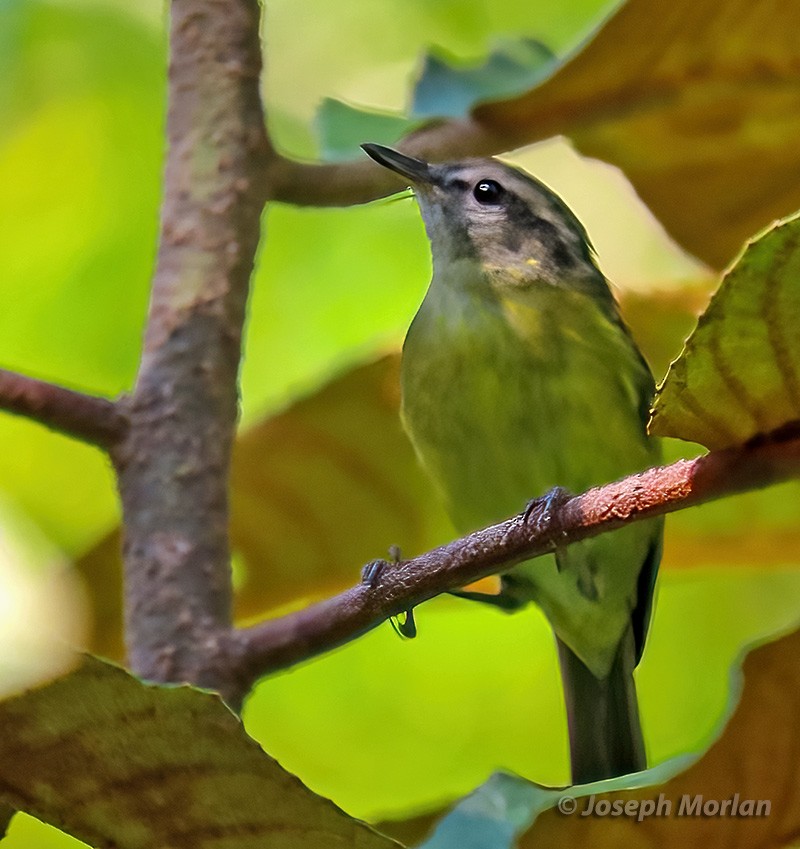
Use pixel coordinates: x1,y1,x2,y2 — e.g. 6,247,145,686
0,368,126,448
265,118,511,207
229,431,800,692
111,0,270,706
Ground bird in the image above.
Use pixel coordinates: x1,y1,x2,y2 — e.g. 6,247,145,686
361,143,664,785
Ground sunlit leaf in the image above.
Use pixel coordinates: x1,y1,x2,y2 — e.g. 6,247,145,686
471,0,800,268
400,624,799,847
0,656,400,849
520,625,800,846
245,570,800,820
650,213,800,449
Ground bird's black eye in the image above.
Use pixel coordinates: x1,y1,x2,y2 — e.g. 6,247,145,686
473,179,504,205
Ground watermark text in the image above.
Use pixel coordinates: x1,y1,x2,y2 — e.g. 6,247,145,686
557,793,770,821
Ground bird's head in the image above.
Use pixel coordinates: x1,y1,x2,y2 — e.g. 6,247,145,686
362,143,601,291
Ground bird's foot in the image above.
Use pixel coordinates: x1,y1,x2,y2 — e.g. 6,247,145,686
523,486,571,531
523,487,571,572
361,546,417,639
361,558,387,587
523,486,571,536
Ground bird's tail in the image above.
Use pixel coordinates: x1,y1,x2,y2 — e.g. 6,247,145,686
556,627,645,785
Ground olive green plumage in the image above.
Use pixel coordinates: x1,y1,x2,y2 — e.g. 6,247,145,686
363,144,663,784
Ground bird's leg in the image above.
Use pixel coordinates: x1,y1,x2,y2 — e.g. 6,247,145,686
361,545,417,638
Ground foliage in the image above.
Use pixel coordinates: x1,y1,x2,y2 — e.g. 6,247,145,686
1,0,800,846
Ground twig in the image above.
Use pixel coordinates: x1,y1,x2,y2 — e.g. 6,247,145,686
229,430,800,690
0,368,126,448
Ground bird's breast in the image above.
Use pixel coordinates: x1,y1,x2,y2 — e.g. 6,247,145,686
400,270,656,533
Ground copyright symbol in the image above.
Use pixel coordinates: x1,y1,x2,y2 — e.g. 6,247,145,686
558,795,577,815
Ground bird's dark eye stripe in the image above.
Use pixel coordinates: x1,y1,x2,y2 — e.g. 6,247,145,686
473,179,504,204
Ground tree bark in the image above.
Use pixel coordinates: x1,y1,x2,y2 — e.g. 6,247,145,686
110,0,270,707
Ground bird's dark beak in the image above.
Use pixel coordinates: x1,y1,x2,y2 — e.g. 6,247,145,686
361,143,433,186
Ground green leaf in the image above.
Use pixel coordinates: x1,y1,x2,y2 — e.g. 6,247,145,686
412,38,557,119
650,213,800,449
0,656,400,849
316,99,417,162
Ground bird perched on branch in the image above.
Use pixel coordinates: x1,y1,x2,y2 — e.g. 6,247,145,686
362,143,663,785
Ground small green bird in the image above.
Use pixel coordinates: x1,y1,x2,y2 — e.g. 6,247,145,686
362,143,663,784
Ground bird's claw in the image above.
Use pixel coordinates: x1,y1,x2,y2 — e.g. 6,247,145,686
362,558,389,588
361,547,418,639
390,608,417,639
523,486,571,535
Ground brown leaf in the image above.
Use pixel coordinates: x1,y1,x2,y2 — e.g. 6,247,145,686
474,0,800,268
229,354,451,619
0,808,11,839
76,530,124,659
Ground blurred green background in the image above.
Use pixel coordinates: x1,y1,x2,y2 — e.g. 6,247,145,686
1,0,799,845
